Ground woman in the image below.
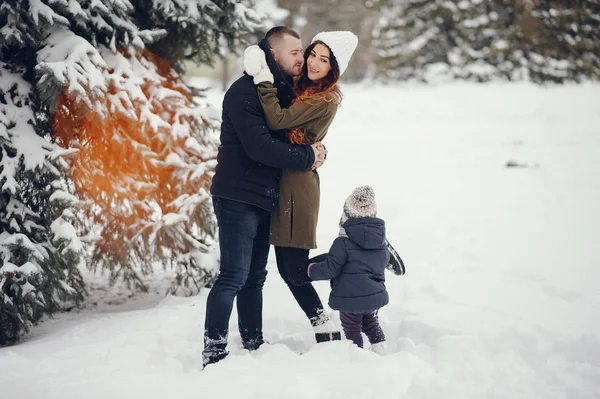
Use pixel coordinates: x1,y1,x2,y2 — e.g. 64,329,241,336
243,31,359,342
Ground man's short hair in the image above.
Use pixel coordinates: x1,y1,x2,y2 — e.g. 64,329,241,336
265,26,300,48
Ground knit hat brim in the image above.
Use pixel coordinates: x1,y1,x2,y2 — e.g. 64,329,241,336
311,31,358,76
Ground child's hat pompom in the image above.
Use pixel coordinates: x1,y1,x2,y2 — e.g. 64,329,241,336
343,185,377,219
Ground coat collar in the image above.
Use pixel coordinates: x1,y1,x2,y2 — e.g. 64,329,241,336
258,38,296,109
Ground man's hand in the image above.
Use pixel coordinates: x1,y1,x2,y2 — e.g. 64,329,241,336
310,142,328,171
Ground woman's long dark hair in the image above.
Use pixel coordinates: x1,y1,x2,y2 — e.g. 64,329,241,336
287,41,343,144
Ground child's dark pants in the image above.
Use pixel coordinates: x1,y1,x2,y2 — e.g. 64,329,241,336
339,310,386,348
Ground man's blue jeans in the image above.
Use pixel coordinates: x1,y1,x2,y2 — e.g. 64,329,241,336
202,196,270,366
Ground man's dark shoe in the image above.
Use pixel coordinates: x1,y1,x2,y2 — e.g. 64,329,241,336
202,349,228,369
242,337,265,351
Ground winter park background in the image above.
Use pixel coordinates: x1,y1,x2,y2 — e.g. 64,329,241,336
1,1,599,398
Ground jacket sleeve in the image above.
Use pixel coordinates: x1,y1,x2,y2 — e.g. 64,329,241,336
224,85,315,170
257,83,336,131
308,237,348,281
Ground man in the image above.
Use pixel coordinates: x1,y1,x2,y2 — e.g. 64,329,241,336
204,26,327,367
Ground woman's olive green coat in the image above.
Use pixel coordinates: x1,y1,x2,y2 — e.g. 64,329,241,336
258,82,338,249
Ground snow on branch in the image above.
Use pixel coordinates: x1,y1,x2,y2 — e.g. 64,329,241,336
36,29,108,109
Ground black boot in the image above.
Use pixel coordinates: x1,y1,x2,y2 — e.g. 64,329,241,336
312,310,341,343
202,350,228,369
315,331,342,343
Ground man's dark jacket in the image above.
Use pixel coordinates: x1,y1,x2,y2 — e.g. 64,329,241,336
210,39,314,211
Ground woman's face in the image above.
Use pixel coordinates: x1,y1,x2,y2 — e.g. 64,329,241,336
307,43,332,81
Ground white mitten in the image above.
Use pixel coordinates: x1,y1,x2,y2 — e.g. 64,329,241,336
243,45,274,85
243,45,263,75
253,67,274,85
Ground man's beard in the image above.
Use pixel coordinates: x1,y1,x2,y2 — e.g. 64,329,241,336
281,63,303,78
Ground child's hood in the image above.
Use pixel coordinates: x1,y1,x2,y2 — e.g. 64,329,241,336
342,217,386,249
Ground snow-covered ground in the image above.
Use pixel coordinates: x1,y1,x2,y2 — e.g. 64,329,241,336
2,81,599,399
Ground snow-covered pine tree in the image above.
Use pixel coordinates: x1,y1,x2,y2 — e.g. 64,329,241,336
46,0,262,294
53,46,222,293
374,0,468,82
373,0,600,83
450,0,512,82
0,0,264,343
0,1,86,345
372,0,413,80
131,0,262,74
446,0,551,82
518,0,600,83
569,1,600,81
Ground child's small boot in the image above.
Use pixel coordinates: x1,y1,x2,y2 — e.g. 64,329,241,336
370,341,388,355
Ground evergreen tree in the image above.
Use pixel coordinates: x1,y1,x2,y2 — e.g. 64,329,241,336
0,0,264,343
373,0,600,83
52,46,222,292
510,0,600,83
449,0,514,81
43,0,261,293
374,0,468,82
131,0,262,74
1,0,86,343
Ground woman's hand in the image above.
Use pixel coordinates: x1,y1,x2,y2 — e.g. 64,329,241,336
243,45,274,85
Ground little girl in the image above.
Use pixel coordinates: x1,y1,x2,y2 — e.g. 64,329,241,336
307,185,388,352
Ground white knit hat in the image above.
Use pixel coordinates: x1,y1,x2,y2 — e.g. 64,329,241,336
339,185,377,226
311,31,358,76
